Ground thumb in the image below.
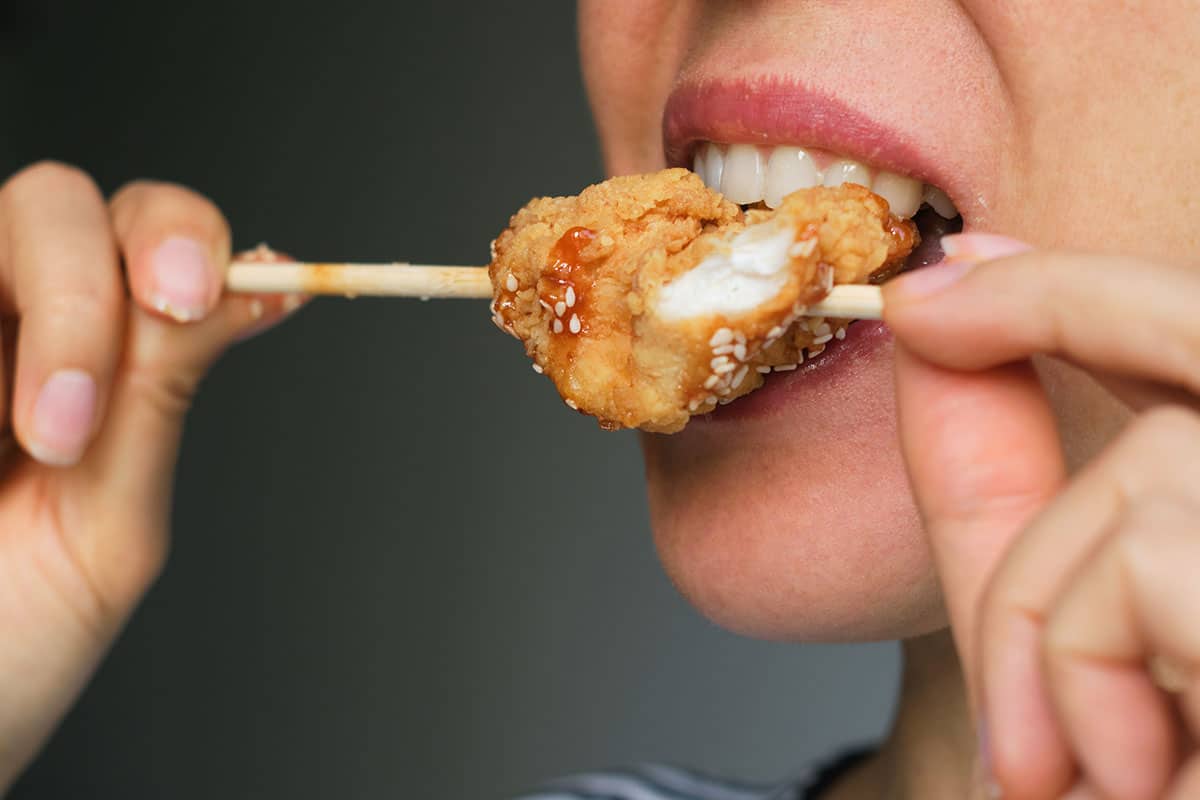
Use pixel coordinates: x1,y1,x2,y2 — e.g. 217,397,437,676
893,343,1065,704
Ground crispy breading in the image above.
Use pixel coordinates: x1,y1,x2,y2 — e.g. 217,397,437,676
488,168,916,433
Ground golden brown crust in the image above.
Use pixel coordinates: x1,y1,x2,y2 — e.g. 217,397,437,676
488,169,916,433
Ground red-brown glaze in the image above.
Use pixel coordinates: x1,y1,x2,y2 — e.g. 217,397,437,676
538,227,597,336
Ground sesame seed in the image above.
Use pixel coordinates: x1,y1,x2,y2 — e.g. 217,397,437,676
798,320,811,332
569,313,581,334
539,299,553,311
553,318,564,334
815,323,832,337
756,366,772,374
764,338,778,349
809,344,826,356
555,301,567,317
788,238,817,258
732,365,749,388
505,273,519,292
706,395,718,405
813,334,834,345
532,363,544,374
714,361,737,375
712,344,735,356
704,375,720,390
565,286,576,307
709,328,734,347
774,364,798,372
711,356,730,369
734,331,746,344
733,343,747,361
688,398,702,412
767,325,785,339
835,328,847,340
565,399,578,409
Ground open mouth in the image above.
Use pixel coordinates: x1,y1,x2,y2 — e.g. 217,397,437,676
683,141,963,378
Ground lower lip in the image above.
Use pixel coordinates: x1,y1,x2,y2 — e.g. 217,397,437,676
699,319,894,425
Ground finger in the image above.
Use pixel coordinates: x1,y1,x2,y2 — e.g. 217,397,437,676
110,180,231,323
884,241,1200,411
1044,501,1200,800
980,406,1200,799
0,162,125,466
74,253,301,608
893,345,1066,699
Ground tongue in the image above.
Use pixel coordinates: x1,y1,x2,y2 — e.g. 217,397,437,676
905,207,963,270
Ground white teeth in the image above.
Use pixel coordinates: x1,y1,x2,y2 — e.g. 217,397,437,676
923,184,957,219
872,171,923,218
764,146,820,209
691,142,954,220
702,142,725,192
822,159,872,189
720,144,765,204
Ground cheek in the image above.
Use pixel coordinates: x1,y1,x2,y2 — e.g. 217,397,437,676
642,409,946,643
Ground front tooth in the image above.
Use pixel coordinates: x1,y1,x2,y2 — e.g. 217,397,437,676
872,171,923,218
720,144,765,204
923,185,958,219
693,147,707,182
702,142,725,191
763,146,820,209
823,159,872,188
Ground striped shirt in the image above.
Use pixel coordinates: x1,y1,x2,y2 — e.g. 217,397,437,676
514,752,871,800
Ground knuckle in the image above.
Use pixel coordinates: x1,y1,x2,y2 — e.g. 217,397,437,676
125,362,203,423
111,180,230,244
4,160,97,201
43,285,121,327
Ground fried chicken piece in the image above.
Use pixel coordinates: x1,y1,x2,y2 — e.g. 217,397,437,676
489,168,916,433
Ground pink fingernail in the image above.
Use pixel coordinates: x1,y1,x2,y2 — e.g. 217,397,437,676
889,258,978,298
942,233,1033,263
29,369,96,466
150,237,214,322
889,233,1032,300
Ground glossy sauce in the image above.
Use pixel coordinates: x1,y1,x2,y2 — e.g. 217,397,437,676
539,226,597,337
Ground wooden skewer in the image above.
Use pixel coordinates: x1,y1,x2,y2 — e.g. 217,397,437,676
224,262,885,320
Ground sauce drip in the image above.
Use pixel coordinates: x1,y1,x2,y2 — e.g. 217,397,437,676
540,227,597,336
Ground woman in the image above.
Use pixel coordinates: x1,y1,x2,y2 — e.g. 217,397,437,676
2,1,1197,797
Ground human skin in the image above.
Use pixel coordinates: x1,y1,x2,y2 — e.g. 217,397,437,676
580,1,1200,798
1,3,1199,798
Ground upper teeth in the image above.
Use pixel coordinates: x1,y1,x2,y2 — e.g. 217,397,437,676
692,142,957,220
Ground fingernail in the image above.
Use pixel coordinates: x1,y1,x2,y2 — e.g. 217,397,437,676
887,233,1032,301
29,369,96,466
150,237,215,322
888,257,978,298
942,233,1032,263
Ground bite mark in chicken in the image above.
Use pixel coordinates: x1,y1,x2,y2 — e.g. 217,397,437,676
489,168,916,433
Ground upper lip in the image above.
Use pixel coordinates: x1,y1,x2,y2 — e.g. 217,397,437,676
662,76,976,221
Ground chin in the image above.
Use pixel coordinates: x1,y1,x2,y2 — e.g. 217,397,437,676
641,327,946,642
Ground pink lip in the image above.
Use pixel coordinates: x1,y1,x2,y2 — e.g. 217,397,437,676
662,77,974,220
662,76,969,426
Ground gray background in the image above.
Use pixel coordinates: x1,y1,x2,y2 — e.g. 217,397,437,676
1,3,898,798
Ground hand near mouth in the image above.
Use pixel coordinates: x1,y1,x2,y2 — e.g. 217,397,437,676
885,235,1200,799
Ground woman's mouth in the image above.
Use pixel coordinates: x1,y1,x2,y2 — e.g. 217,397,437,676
675,140,963,421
